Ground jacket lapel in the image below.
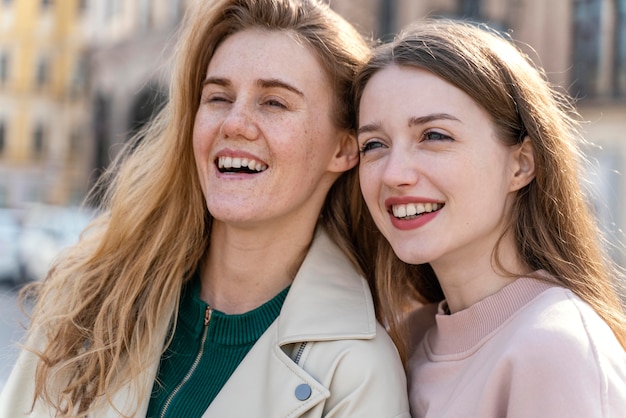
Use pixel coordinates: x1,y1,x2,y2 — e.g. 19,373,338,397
203,322,330,418
278,230,377,345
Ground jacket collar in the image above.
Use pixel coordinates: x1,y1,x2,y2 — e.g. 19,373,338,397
110,228,376,417
204,229,376,417
277,227,377,345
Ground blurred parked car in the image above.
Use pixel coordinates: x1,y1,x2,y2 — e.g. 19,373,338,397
0,208,22,283
17,205,97,282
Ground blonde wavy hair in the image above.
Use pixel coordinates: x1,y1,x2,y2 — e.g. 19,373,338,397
353,19,626,363
20,0,370,415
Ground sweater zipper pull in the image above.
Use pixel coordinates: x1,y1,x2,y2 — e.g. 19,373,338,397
205,305,213,326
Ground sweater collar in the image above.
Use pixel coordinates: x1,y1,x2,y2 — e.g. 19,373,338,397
276,228,377,345
426,274,558,356
178,228,375,346
178,274,289,345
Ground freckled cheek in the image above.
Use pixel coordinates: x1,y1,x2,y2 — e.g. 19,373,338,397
296,125,326,163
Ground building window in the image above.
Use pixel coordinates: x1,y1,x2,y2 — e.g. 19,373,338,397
2,0,13,7
78,0,87,14
92,93,111,192
378,0,396,41
459,0,481,20
616,0,626,96
0,52,9,84
128,83,167,143
70,53,87,97
41,0,53,9
69,127,82,157
571,0,626,99
36,57,49,88
0,186,7,207
0,120,5,155
33,123,45,158
571,0,601,98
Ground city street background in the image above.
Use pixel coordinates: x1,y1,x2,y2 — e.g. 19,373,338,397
0,281,29,391
1,0,626,393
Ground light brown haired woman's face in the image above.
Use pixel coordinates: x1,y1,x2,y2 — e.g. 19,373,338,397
358,65,528,273
193,29,353,232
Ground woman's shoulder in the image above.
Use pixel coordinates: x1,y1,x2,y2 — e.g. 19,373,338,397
505,285,625,370
495,285,626,413
516,285,616,339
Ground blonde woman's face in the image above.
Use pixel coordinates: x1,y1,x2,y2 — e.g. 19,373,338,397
358,65,526,273
193,29,354,232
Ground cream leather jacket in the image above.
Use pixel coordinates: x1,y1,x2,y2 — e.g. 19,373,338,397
0,230,410,417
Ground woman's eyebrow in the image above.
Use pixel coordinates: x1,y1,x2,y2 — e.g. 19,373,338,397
408,113,461,126
202,76,230,87
201,76,304,98
358,121,383,136
357,113,461,136
257,78,304,97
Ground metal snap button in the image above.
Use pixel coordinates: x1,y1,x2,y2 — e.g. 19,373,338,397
295,383,312,401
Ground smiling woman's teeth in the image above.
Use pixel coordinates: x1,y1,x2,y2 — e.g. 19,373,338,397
218,156,268,172
392,202,442,219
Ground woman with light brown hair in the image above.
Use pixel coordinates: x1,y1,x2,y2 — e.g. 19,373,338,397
0,1,411,417
354,19,626,417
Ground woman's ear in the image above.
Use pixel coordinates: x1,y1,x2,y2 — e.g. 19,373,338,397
510,136,535,192
327,132,359,173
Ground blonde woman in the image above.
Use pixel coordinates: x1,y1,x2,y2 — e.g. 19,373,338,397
0,1,410,417
355,19,626,417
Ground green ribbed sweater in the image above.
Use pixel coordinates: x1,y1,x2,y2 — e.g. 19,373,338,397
146,278,289,418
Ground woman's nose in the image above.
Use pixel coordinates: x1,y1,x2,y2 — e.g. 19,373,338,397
220,101,260,141
381,148,420,189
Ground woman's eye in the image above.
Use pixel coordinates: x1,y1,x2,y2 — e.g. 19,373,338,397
359,141,386,154
264,99,287,108
423,131,452,141
203,94,230,104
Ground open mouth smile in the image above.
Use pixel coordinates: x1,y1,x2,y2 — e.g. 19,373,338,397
216,156,268,174
390,202,444,220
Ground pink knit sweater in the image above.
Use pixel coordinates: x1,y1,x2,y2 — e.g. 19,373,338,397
408,276,626,417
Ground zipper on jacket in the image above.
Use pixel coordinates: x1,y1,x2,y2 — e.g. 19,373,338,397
294,342,308,365
159,305,213,418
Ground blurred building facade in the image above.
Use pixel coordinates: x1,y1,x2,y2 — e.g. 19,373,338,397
0,0,91,207
86,0,189,187
0,0,189,209
0,0,625,262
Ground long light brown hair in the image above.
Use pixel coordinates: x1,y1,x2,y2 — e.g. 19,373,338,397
21,0,369,415
353,19,626,362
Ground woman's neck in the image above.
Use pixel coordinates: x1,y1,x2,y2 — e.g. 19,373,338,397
432,235,531,314
199,221,314,314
